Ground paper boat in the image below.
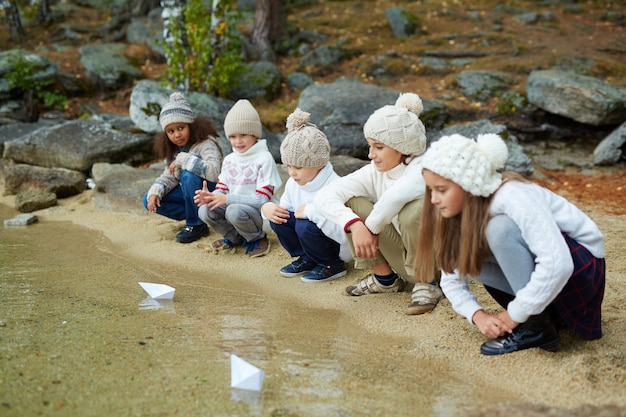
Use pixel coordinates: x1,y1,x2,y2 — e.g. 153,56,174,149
231,354,264,391
138,282,176,300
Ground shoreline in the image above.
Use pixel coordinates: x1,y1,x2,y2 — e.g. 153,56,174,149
1,188,625,414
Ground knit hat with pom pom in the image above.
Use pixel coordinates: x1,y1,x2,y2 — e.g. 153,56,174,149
422,133,509,197
159,92,196,130
363,92,427,157
280,108,330,167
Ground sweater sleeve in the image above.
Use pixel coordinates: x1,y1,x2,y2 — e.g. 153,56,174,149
364,159,425,234
147,161,179,198
175,139,222,182
314,165,373,231
440,270,483,325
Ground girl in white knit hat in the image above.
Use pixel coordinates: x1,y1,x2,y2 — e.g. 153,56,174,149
417,133,606,355
143,92,223,243
314,93,443,315
262,108,352,283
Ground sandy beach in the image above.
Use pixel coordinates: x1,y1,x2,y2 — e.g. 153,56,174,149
1,179,624,416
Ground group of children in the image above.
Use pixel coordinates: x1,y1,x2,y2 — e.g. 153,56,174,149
143,91,606,357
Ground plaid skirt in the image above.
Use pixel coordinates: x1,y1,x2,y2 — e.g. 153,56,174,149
551,234,605,340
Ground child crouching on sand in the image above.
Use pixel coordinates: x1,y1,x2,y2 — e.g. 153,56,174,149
262,108,352,283
416,133,605,355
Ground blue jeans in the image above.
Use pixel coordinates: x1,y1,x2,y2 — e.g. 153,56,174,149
270,212,342,267
142,171,215,226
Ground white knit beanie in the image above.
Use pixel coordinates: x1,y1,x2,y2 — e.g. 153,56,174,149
159,92,196,130
422,133,509,197
223,99,263,138
280,108,330,167
363,92,427,156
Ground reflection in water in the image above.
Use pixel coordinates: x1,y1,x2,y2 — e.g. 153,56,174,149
138,296,176,311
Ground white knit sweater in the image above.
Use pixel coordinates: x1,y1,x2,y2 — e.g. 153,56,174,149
441,180,605,325
314,156,426,234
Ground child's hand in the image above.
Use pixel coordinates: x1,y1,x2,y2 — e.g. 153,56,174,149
194,180,212,206
202,191,227,210
263,203,289,224
294,204,306,219
349,221,379,258
472,310,515,338
168,161,177,174
147,195,160,213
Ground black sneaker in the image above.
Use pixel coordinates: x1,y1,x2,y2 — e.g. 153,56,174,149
480,313,560,355
175,224,209,243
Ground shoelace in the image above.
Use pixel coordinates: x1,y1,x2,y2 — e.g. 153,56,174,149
245,240,260,254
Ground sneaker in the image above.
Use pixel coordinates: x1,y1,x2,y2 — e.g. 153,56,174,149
301,264,347,283
345,274,404,296
176,224,209,243
280,257,317,277
480,312,560,355
246,236,270,258
406,282,444,315
212,237,243,250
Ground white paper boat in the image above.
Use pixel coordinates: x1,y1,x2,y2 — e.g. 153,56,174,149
138,282,176,300
230,354,264,391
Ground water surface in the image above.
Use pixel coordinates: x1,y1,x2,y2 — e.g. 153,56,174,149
0,204,486,416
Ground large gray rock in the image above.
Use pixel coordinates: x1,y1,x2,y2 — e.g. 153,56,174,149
456,70,513,101
0,49,57,99
593,122,626,165
3,116,153,172
4,164,86,197
79,44,144,91
297,78,448,159
526,70,626,126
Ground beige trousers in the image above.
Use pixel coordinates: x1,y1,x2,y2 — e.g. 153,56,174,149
345,196,422,283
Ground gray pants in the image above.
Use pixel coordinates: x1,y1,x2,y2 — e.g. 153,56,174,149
477,214,535,295
198,203,265,243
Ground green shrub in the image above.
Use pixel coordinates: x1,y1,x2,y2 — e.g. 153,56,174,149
6,51,67,110
161,0,247,97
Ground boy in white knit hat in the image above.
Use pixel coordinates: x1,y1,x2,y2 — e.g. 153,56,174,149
416,133,605,355
314,93,443,315
194,99,282,257
143,92,223,243
262,108,352,282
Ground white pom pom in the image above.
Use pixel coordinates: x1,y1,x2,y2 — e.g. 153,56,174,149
395,93,423,116
286,108,310,132
169,91,186,102
477,133,508,169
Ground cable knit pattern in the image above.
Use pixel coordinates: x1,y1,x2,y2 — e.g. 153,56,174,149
280,108,330,167
363,93,427,157
422,133,508,197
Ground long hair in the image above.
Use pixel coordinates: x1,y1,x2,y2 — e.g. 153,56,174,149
153,116,222,162
415,171,529,280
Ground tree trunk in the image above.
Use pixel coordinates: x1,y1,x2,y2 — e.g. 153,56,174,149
5,0,25,40
35,0,51,25
251,0,286,62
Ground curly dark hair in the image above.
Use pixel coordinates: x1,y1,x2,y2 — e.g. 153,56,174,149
153,116,223,162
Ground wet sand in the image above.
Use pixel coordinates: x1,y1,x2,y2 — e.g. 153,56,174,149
0,190,624,416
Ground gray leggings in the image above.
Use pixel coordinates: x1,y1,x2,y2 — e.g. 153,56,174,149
199,203,264,243
477,214,535,296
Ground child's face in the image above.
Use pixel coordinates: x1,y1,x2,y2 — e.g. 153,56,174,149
229,134,257,153
165,123,190,147
366,138,403,172
287,165,323,186
423,169,467,218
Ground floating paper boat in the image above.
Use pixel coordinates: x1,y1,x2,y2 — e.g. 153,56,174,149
138,282,176,300
231,354,264,391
